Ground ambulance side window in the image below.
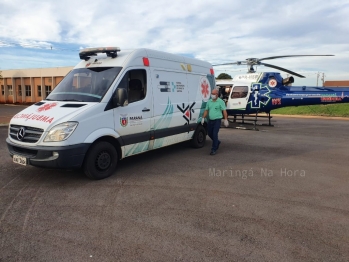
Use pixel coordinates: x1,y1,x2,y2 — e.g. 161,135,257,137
127,69,147,104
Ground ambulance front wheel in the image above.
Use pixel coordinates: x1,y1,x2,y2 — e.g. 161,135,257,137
83,141,118,180
191,125,206,148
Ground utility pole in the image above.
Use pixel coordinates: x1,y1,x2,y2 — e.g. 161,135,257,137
321,73,325,86
316,72,320,87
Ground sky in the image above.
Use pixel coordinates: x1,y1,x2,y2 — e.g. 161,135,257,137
1,0,349,86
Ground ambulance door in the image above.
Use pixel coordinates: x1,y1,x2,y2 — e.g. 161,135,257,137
151,69,189,129
150,68,191,149
114,68,152,156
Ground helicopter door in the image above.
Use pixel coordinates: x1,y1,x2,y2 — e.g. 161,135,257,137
226,85,249,110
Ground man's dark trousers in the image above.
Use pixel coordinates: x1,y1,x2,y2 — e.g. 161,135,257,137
207,119,221,152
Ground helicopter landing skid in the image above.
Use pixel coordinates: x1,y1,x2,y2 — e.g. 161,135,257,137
226,112,274,131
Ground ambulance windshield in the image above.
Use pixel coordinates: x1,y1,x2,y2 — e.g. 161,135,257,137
46,67,122,102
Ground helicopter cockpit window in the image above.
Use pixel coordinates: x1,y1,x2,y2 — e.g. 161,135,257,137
231,86,248,99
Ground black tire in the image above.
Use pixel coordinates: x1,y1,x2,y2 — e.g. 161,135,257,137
83,141,118,180
191,125,206,148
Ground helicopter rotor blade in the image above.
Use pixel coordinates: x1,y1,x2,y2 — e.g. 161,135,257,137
258,55,334,62
212,61,244,66
260,62,306,78
212,55,334,77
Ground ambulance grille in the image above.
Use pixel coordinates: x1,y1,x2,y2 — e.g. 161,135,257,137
10,125,44,143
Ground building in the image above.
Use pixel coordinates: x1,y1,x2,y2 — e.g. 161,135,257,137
324,80,349,87
0,67,73,104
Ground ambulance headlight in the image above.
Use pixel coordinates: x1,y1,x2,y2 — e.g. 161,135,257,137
44,122,78,142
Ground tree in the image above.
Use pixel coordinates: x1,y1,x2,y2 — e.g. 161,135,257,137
216,73,232,79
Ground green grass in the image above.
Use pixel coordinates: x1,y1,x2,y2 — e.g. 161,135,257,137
272,103,349,117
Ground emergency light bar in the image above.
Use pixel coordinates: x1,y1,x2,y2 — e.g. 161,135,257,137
79,47,121,61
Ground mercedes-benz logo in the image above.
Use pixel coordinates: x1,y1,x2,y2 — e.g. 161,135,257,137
17,127,26,141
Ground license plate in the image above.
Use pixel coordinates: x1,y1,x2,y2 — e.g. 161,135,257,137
13,155,27,166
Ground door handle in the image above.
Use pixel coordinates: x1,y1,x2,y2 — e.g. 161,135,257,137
142,108,150,112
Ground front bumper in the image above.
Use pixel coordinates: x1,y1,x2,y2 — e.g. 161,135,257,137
6,138,90,169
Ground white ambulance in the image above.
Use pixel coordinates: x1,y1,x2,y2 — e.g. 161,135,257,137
6,47,215,179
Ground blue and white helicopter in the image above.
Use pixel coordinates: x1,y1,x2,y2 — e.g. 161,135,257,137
213,55,349,126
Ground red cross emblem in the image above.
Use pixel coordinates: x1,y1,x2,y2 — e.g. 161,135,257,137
268,79,277,88
37,102,58,112
200,78,210,101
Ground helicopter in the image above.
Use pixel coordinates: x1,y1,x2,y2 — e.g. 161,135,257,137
212,55,349,127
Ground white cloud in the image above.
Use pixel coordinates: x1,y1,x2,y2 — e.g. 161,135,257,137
1,0,349,85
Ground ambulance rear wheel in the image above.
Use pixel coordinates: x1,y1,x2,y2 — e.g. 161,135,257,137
191,125,206,148
83,141,118,180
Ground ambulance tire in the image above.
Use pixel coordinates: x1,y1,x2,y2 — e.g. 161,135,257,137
191,125,206,148
83,141,118,180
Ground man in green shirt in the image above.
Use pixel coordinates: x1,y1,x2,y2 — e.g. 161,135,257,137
201,89,229,155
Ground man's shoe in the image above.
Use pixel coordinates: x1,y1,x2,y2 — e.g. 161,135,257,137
210,151,216,155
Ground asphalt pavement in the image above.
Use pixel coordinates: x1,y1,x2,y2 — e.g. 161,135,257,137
0,105,349,261
0,104,28,126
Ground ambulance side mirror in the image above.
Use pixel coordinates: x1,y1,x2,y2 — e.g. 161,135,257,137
113,88,127,107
